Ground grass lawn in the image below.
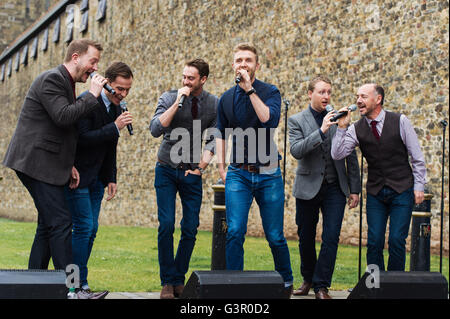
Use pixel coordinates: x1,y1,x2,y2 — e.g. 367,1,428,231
0,218,448,292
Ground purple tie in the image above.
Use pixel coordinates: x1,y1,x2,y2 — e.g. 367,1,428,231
371,120,380,140
191,97,198,119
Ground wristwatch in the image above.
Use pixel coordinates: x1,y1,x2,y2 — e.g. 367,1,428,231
195,166,205,175
246,87,256,96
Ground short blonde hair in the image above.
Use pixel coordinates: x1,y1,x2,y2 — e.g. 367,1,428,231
234,43,259,63
308,75,332,92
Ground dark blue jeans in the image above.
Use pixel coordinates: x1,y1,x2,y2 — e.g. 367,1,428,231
225,166,293,285
366,186,414,271
154,162,202,286
295,182,346,292
65,177,105,288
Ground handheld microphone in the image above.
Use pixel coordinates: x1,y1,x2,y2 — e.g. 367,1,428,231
89,72,115,95
178,95,186,108
235,74,242,84
330,104,357,122
325,104,334,113
120,101,133,135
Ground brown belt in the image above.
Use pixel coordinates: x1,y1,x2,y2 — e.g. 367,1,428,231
235,163,279,174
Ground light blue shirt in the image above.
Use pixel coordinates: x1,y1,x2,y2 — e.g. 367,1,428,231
101,89,120,135
101,89,112,114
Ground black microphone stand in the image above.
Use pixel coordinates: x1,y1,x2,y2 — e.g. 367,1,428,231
358,152,364,281
282,99,290,188
439,120,447,274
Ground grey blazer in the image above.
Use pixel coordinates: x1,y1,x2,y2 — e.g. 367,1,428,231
288,107,361,200
3,65,100,185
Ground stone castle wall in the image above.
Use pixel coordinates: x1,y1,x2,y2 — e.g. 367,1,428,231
0,0,448,255
0,0,59,53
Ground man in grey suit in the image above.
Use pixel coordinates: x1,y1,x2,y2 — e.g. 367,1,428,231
288,76,360,299
3,39,106,271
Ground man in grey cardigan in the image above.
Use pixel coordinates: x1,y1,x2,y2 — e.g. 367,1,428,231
3,39,106,271
150,58,218,299
288,76,361,299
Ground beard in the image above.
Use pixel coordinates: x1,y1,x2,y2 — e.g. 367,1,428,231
187,82,203,95
74,64,91,82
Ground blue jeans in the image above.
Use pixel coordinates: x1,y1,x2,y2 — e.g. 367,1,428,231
296,182,346,292
225,166,293,284
366,186,414,271
65,177,105,288
154,162,202,286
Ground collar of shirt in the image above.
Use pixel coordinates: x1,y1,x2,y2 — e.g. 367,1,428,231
309,104,327,127
197,90,206,99
190,90,205,103
101,89,112,113
365,108,385,133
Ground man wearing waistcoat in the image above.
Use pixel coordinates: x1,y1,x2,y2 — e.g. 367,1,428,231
150,59,218,299
65,62,133,299
288,76,360,299
331,83,426,271
216,43,293,297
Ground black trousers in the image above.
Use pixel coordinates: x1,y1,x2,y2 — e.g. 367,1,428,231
16,171,72,270
295,182,346,291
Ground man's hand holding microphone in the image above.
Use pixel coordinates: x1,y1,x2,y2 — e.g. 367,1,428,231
115,110,133,132
177,86,191,108
88,72,108,97
335,105,357,129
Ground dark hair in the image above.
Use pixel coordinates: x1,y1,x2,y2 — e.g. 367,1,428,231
308,75,332,92
64,38,103,62
105,61,133,82
234,43,259,63
374,84,385,106
186,58,209,78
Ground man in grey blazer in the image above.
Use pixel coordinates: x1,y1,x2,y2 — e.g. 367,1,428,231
3,39,106,271
288,76,360,299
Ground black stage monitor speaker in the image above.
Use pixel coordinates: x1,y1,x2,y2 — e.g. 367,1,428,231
348,271,448,299
181,270,287,299
0,269,68,299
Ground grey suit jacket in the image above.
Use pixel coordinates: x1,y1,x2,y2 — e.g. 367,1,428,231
3,65,100,185
288,107,361,200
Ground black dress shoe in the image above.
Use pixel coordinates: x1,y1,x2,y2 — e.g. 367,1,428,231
174,284,184,298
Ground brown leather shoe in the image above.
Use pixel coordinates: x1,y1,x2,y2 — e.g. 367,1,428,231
174,284,184,298
160,285,174,299
293,282,312,296
315,288,332,299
